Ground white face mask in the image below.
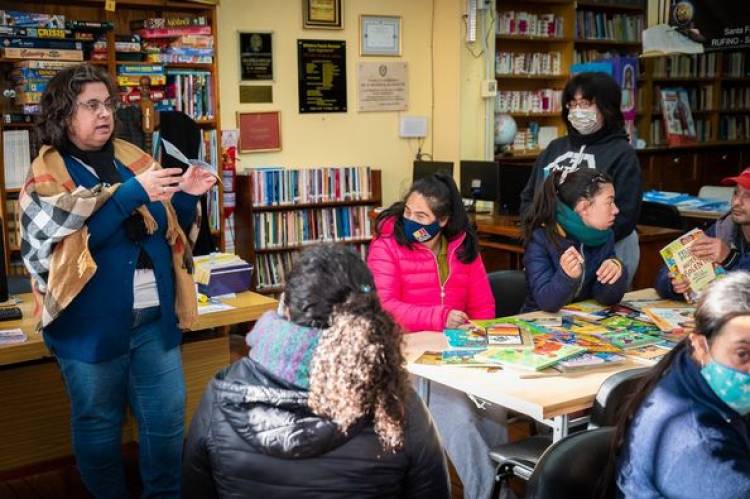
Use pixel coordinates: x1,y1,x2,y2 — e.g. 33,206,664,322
568,108,601,135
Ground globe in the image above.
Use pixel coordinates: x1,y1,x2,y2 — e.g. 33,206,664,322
494,113,517,146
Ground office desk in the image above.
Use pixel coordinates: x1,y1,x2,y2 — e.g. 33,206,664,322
0,291,277,473
474,215,682,290
405,289,663,442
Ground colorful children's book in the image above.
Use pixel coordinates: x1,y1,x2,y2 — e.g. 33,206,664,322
560,300,609,321
557,317,612,336
642,306,696,332
475,343,585,371
598,315,661,335
528,316,563,328
659,228,723,302
625,341,675,365
443,326,487,349
471,317,537,348
414,351,498,368
557,351,626,372
600,331,661,350
538,331,622,353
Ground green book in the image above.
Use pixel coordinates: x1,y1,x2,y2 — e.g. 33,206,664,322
475,343,585,371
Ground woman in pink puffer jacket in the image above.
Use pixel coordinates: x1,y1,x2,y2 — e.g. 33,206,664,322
367,173,495,332
367,172,504,499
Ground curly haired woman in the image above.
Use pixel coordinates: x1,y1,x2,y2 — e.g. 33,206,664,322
182,244,450,498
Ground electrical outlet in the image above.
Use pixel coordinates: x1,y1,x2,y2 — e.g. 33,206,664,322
480,79,497,98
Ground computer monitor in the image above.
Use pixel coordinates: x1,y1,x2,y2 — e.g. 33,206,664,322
412,160,454,182
497,162,533,215
459,160,499,202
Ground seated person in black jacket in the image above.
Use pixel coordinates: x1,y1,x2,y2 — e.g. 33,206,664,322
183,243,451,499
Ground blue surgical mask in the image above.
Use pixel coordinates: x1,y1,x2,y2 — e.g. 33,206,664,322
701,359,750,416
403,216,441,243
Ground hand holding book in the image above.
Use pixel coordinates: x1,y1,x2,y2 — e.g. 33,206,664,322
689,235,731,264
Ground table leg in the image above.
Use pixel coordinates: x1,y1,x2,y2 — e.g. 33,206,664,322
550,415,569,442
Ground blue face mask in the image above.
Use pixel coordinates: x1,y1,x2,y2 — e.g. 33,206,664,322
403,216,441,243
701,359,750,415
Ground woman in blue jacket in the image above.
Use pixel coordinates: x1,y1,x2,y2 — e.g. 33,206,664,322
21,63,215,498
613,271,750,499
520,166,627,312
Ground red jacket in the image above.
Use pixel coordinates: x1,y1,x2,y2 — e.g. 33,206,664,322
367,217,495,332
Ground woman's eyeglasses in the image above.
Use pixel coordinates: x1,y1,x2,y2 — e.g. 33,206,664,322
76,97,119,114
565,99,593,110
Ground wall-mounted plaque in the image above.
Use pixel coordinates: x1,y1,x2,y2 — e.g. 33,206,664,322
297,39,347,113
237,111,281,153
239,31,274,81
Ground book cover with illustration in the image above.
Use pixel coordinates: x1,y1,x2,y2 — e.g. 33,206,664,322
642,306,696,332
475,342,585,371
470,318,534,348
560,300,609,321
557,317,612,336
538,331,622,353
660,87,697,146
625,341,676,365
600,331,661,350
414,351,498,368
443,326,488,350
557,351,626,372
660,228,723,302
599,315,661,335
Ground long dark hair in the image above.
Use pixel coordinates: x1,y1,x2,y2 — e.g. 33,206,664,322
284,243,409,453
562,72,624,132
521,167,613,248
600,271,750,497
36,63,117,149
374,172,479,263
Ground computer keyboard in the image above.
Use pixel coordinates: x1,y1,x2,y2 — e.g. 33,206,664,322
0,306,22,321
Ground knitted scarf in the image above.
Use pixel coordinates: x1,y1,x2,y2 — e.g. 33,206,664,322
19,138,199,329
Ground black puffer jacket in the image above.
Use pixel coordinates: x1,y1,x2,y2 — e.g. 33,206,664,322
182,357,451,499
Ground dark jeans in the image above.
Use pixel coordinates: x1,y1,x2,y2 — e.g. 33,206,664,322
56,307,185,499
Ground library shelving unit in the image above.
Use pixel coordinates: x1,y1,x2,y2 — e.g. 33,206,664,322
0,0,224,277
234,169,382,296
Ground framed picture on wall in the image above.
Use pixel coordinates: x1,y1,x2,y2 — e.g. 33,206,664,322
302,0,343,29
239,31,274,81
237,111,282,153
360,15,401,56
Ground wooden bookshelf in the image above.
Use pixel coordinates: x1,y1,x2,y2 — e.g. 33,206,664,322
234,169,383,295
0,0,225,276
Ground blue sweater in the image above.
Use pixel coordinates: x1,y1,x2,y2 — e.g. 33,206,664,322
521,227,627,312
656,213,750,300
43,155,198,362
617,348,750,498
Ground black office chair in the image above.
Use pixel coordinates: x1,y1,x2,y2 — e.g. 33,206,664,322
638,201,685,231
489,368,648,497
487,270,528,317
525,427,616,499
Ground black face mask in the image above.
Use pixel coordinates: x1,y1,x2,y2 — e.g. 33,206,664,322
59,137,150,244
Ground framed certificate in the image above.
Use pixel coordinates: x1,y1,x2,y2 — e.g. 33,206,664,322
360,15,401,56
302,0,343,29
237,111,282,153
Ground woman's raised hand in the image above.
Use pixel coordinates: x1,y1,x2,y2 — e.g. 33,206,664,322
135,166,184,202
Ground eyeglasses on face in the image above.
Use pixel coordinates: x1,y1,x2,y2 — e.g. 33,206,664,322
76,97,119,114
565,99,594,110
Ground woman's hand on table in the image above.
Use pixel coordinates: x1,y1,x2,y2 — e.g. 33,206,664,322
446,309,469,329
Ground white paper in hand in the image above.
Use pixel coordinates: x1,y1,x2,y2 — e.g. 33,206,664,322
161,137,216,173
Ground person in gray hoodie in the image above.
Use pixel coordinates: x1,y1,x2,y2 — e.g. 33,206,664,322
520,72,642,287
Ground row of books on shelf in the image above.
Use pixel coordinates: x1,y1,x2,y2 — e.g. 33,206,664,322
249,167,374,207
575,49,639,65
721,87,750,110
509,123,558,152
652,85,713,113
255,244,369,291
253,206,373,250
651,53,717,78
496,11,564,38
5,199,20,251
723,51,750,78
720,115,750,141
432,299,693,372
495,51,561,77
2,129,32,189
494,89,562,114
575,11,643,42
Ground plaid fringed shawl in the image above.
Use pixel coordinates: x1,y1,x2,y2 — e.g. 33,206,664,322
20,138,199,329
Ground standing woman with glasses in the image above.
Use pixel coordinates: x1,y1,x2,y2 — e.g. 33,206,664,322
519,72,642,288
20,63,216,498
